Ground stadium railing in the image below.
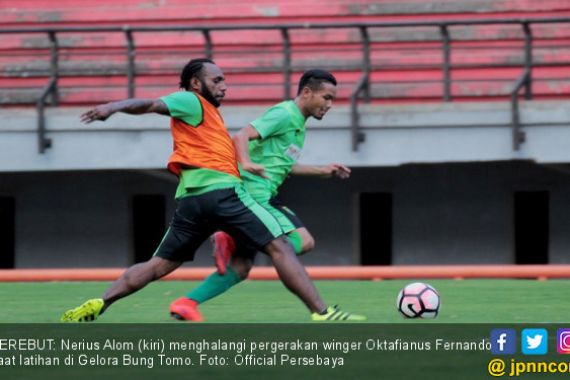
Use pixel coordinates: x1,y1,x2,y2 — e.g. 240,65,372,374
0,17,569,153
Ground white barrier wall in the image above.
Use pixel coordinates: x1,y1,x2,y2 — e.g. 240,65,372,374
1,101,569,172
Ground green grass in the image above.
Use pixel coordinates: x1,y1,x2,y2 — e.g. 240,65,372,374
1,279,569,323
1,279,565,380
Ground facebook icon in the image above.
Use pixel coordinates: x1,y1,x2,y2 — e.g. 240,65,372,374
491,329,516,354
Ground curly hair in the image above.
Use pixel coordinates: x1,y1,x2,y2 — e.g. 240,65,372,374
179,58,215,90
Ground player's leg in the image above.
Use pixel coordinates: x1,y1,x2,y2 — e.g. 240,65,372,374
61,194,212,322
168,189,257,321
267,197,315,255
194,197,306,312
176,251,254,321
211,187,272,273
211,198,309,274
190,255,252,304
61,257,182,322
262,236,325,313
287,228,314,254
223,184,366,320
180,231,319,321
211,231,236,275
101,256,182,308
259,236,364,320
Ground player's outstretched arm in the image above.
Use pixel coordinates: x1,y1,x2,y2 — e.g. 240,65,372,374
232,125,267,178
80,98,170,124
291,163,351,179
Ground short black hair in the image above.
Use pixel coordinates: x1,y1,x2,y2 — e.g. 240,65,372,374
179,58,215,90
296,69,337,95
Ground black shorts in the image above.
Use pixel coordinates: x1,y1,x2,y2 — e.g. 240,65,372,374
154,185,284,262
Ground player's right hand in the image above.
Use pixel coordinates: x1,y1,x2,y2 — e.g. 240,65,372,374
241,162,268,178
80,105,113,124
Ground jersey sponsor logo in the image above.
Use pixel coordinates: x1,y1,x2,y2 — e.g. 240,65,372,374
284,144,302,161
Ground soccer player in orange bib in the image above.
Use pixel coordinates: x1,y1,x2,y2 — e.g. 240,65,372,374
61,59,364,322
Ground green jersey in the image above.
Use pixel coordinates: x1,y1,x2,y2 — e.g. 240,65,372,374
242,100,306,197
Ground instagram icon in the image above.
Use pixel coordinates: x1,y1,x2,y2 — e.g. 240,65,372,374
557,329,570,354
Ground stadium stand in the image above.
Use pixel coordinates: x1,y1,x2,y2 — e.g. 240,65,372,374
0,0,569,106
1,1,569,273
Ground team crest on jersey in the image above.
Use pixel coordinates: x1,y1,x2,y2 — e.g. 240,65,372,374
284,144,302,161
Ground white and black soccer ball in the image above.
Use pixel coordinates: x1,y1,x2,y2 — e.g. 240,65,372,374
396,282,440,319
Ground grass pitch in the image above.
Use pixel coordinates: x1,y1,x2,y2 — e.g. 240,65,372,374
0,279,568,323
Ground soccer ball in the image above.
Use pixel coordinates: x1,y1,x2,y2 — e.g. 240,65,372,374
396,282,440,319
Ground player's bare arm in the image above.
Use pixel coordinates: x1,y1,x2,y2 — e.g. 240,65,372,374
232,124,268,178
291,163,351,179
80,98,170,124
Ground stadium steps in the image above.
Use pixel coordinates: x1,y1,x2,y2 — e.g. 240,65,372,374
3,0,570,27
1,0,569,106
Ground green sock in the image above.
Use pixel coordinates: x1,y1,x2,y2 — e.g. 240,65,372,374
186,266,242,304
287,231,303,255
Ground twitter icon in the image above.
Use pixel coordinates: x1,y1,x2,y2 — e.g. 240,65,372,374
522,329,548,355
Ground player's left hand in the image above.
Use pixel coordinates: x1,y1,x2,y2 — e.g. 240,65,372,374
324,164,351,179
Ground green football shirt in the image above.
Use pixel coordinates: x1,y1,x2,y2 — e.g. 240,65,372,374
242,100,306,197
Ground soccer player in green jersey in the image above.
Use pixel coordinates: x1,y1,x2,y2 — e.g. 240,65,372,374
171,69,356,322
61,61,364,323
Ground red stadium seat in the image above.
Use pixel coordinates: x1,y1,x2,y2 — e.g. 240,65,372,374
1,0,569,106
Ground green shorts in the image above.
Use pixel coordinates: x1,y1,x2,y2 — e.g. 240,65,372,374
226,181,305,259
244,181,304,234
264,197,304,233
